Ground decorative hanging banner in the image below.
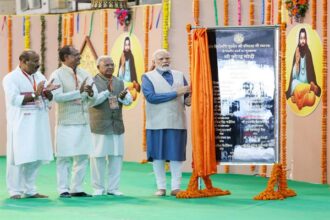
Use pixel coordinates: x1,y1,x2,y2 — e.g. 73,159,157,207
23,16,25,36
1,16,6,31
129,8,136,36
24,16,31,50
213,0,219,25
155,7,161,28
238,0,241,25
89,12,95,37
8,16,12,72
84,14,87,35
207,26,280,164
149,5,154,30
57,14,62,67
77,13,80,33
40,15,46,74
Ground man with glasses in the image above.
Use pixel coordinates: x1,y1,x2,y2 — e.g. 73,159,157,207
89,56,132,196
3,50,58,199
50,46,96,198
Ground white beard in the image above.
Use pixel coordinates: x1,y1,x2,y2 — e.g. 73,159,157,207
156,66,170,72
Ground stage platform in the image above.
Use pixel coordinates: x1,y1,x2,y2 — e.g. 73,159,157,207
0,157,329,220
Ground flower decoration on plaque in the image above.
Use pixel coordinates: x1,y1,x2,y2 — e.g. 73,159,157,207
285,0,309,22
114,8,132,27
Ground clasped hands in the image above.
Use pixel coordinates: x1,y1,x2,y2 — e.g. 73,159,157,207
80,78,94,97
176,85,191,106
176,85,191,96
107,78,128,100
35,79,61,100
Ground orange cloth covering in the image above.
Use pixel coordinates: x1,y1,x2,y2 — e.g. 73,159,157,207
191,28,217,177
176,28,230,198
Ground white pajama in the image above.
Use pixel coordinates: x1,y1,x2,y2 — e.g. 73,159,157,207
7,161,42,196
153,160,183,191
90,134,124,195
56,155,89,194
90,155,123,195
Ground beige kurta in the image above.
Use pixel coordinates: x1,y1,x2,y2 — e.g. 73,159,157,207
51,65,96,157
3,67,53,165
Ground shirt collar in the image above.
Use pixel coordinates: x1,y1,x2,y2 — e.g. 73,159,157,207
61,64,76,74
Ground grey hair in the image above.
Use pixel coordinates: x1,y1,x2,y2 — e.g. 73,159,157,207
96,55,113,67
152,49,170,61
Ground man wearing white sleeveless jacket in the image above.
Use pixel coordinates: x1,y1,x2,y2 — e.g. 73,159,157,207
50,46,96,198
142,49,191,196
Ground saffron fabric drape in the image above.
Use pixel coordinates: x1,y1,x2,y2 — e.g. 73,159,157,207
191,28,217,177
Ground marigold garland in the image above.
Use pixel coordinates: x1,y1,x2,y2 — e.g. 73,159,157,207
7,16,12,72
40,15,46,74
69,13,74,45
260,165,267,177
177,171,230,198
249,0,255,173
249,0,255,25
280,21,290,190
104,10,108,55
162,0,170,49
24,16,31,50
254,164,296,200
277,0,282,25
271,0,274,24
63,14,68,46
223,0,229,174
142,5,150,155
193,0,199,26
224,165,230,174
312,0,316,29
186,24,192,77
224,0,229,26
266,0,271,25
321,0,328,184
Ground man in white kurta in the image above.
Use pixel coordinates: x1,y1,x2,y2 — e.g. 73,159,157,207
89,56,132,196
3,50,54,199
50,46,96,198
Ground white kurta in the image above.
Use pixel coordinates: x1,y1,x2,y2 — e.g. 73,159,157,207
2,67,53,165
51,65,96,157
89,90,132,157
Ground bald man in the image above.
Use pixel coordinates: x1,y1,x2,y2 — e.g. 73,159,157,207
3,50,58,199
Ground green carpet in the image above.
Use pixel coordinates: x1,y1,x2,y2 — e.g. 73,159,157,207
0,157,329,220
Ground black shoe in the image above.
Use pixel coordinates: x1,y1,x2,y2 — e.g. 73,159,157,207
60,192,71,198
70,192,92,197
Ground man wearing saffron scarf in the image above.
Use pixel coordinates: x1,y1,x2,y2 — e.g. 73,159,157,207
3,50,58,199
50,46,96,198
286,28,321,110
142,49,191,196
89,56,132,196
